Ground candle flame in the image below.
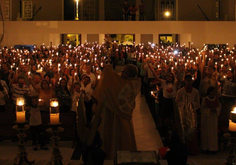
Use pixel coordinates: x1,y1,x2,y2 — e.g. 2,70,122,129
232,107,236,114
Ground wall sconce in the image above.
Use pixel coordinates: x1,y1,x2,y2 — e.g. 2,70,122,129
75,0,79,20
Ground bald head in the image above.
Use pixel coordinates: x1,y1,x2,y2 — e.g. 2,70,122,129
121,64,138,79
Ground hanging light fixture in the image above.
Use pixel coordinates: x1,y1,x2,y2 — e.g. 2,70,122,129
75,0,79,20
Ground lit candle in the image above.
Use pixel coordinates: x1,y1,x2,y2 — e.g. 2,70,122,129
16,98,25,123
229,107,236,131
16,111,26,123
50,99,59,125
50,114,59,125
97,75,101,80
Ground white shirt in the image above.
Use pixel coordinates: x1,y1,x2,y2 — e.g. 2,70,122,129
29,106,42,126
175,87,200,111
29,83,41,97
71,90,81,112
81,83,93,101
87,72,96,84
160,79,177,98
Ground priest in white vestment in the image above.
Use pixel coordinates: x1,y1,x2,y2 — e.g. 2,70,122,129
92,64,141,159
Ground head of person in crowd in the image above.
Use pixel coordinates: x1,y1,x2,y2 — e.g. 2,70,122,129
81,74,91,86
43,74,51,83
29,58,35,66
22,65,28,74
63,75,69,82
18,76,25,88
44,65,50,73
121,64,138,79
226,70,234,81
53,67,58,73
221,65,227,74
1,63,9,73
166,72,175,84
31,65,37,73
206,86,216,98
59,78,69,91
185,74,193,88
74,82,81,93
86,65,92,74
33,73,41,85
30,96,39,108
70,68,75,76
206,66,214,78
41,79,50,90
8,57,13,65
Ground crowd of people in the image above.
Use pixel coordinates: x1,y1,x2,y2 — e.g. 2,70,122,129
0,40,236,163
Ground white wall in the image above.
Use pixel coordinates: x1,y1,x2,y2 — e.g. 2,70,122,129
0,21,236,48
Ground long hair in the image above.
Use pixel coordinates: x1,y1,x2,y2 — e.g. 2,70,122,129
41,79,49,90
166,72,175,84
59,78,70,94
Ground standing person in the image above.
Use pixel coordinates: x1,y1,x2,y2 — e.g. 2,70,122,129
55,78,72,113
0,62,11,88
27,96,48,151
92,64,141,159
10,76,30,106
139,0,145,21
122,0,130,21
201,87,221,154
81,75,94,127
130,5,137,21
29,73,41,97
175,75,200,155
71,82,81,113
148,64,179,138
29,79,55,112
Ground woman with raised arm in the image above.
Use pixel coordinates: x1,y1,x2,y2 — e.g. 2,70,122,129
29,78,55,112
148,62,179,138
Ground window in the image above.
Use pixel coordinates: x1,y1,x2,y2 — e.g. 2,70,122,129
61,34,81,47
159,34,179,45
108,34,135,45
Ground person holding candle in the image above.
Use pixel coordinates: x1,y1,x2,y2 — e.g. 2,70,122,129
81,75,94,126
219,66,236,127
199,66,218,99
30,79,55,112
29,73,41,97
201,87,221,154
55,78,72,113
148,63,179,138
19,65,30,86
71,82,81,113
27,96,48,151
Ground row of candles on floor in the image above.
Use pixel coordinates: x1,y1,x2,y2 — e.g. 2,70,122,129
16,97,61,125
